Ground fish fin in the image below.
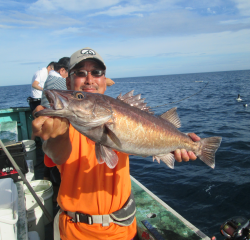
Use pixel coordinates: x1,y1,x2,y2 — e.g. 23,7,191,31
104,125,122,148
117,90,154,114
95,144,105,164
95,143,118,169
198,137,222,169
160,107,181,128
117,90,134,100
154,153,175,169
153,156,161,164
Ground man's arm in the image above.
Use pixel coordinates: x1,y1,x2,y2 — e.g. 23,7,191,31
32,80,43,91
32,105,71,165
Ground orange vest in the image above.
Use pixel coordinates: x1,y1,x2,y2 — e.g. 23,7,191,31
44,125,137,240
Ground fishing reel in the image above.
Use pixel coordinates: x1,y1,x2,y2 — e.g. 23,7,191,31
220,216,250,240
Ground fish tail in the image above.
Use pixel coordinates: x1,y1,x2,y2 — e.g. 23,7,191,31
198,136,222,169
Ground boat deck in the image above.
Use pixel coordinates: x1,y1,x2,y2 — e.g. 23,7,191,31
131,176,210,240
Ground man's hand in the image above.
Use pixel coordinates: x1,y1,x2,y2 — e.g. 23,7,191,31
174,133,200,162
32,105,69,141
32,105,71,165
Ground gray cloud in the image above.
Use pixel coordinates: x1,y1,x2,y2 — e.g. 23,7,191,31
28,0,121,12
1,0,249,37
86,9,250,38
0,11,82,28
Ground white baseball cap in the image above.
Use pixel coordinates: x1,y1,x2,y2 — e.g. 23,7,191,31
69,47,106,70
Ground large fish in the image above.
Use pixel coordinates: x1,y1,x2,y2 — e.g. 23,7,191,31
35,89,222,169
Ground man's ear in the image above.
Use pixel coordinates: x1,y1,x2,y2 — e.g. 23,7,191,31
59,68,63,76
66,77,71,90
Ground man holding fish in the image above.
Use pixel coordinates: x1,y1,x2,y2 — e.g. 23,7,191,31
33,47,220,240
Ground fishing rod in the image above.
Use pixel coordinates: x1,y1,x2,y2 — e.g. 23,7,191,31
151,82,209,109
0,139,53,225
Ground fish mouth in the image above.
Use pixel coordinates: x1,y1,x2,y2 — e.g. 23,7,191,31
45,90,68,110
35,90,72,117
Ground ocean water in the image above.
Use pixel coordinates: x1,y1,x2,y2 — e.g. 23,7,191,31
1,70,250,239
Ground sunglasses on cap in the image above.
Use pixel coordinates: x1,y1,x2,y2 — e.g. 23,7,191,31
69,69,105,78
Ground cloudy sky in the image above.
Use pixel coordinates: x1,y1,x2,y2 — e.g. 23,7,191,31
1,0,250,86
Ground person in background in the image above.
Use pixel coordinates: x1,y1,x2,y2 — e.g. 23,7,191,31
41,57,70,108
40,57,70,202
28,62,55,112
106,77,115,86
32,47,199,240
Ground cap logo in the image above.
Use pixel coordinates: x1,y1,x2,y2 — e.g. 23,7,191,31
81,49,96,55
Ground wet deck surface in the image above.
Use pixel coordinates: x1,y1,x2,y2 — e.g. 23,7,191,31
131,176,209,240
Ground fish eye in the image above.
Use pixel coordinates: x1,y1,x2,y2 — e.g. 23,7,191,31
75,92,84,99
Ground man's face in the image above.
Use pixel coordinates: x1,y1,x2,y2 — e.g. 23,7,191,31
59,68,69,79
66,60,106,94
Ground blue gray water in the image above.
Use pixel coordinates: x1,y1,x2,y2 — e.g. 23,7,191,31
1,70,250,239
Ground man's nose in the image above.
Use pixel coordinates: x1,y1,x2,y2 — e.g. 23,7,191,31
85,72,94,84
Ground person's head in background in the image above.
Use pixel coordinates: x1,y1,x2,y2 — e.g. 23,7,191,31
54,57,70,78
46,62,56,73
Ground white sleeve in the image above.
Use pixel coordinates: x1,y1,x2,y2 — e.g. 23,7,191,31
32,69,42,84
